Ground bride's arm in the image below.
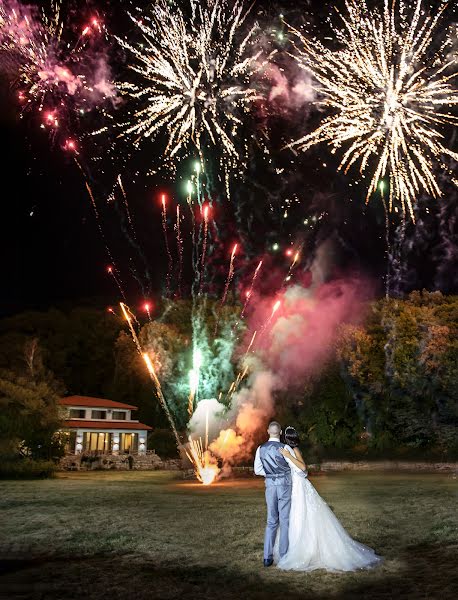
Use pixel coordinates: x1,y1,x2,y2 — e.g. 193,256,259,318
279,446,307,472
292,448,307,472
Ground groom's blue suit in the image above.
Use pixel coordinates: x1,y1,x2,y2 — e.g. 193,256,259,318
255,440,292,561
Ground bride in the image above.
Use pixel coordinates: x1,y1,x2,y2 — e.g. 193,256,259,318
275,426,382,572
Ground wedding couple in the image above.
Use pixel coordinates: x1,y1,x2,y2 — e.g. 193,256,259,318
254,421,382,571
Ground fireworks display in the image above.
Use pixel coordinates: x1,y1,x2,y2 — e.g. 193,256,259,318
186,435,220,485
241,260,263,317
0,0,67,109
115,0,264,188
288,0,458,217
0,0,113,136
3,0,458,485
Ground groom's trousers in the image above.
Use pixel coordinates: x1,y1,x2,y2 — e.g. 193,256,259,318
264,479,292,560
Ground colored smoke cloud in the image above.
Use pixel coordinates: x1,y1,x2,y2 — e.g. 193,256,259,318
190,249,372,471
265,62,316,110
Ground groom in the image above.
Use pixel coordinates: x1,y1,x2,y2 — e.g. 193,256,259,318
254,421,293,567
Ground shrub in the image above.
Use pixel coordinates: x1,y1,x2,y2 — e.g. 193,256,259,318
148,429,179,458
0,458,56,479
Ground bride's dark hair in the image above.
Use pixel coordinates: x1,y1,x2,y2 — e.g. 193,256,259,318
284,426,300,448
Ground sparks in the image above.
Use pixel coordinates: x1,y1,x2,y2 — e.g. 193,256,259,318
117,175,136,235
64,139,76,152
175,205,183,295
199,204,210,294
119,302,180,444
241,260,263,317
272,300,281,315
0,1,66,109
107,265,126,300
160,193,172,295
221,243,238,306
186,437,220,485
115,0,264,191
143,302,152,321
186,402,220,485
262,300,281,332
188,347,203,416
288,0,458,218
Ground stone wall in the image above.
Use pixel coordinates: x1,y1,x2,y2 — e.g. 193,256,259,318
311,461,458,472
60,455,457,473
59,452,182,471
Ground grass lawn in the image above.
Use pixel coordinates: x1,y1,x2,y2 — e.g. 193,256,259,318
0,471,457,599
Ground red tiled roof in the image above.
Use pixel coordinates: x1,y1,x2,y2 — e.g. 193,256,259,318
62,420,152,431
59,396,137,410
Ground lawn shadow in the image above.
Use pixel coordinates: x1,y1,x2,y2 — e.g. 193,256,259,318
0,543,457,600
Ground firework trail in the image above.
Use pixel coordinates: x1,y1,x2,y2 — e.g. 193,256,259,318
379,180,392,298
194,161,203,208
144,302,152,322
107,306,118,318
143,352,181,446
284,249,301,283
72,153,121,275
77,166,118,268
117,174,136,238
114,0,264,192
199,205,210,294
187,183,199,299
175,205,183,296
288,0,458,218
213,243,238,337
221,243,238,307
120,302,180,445
119,302,143,352
226,363,249,402
161,194,173,295
245,330,258,356
188,346,203,417
241,259,263,317
225,328,257,402
107,266,126,301
261,299,281,332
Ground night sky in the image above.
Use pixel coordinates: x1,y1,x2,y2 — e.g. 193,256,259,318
1,0,456,319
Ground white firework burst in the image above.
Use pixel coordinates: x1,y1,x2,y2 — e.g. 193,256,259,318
288,0,458,218
116,0,264,190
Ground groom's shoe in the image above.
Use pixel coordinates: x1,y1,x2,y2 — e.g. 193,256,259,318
263,559,274,567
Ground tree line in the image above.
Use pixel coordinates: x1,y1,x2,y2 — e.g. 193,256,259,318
0,291,456,474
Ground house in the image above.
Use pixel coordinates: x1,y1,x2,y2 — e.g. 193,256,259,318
59,396,152,455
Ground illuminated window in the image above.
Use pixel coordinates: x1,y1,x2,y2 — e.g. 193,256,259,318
84,432,111,452
120,433,138,453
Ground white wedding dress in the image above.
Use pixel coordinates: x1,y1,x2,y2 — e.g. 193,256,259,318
275,463,382,572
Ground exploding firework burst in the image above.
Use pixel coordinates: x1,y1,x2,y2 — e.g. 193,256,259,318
115,0,264,191
288,0,458,218
0,0,67,109
0,0,111,128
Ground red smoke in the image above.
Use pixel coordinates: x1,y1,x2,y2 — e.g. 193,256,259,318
248,277,370,384
208,276,372,467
